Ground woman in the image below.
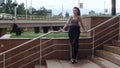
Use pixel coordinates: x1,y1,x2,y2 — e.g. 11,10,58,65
59,7,86,63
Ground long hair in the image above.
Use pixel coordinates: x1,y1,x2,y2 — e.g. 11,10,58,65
73,7,81,16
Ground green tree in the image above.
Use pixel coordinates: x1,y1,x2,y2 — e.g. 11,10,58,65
28,7,36,15
0,0,15,14
39,6,47,16
5,0,14,14
29,6,47,16
32,8,36,12
58,12,63,17
0,5,5,13
17,3,25,15
65,11,69,18
0,0,4,6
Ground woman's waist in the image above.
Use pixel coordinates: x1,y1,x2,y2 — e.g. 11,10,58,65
69,25,80,28
69,25,80,31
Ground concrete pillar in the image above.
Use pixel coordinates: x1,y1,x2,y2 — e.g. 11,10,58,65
0,28,7,37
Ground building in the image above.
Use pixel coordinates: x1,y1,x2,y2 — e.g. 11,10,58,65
88,10,96,16
47,9,52,17
0,13,13,20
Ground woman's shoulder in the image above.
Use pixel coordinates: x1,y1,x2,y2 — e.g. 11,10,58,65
69,16,73,20
78,16,82,20
70,16,73,18
78,16,82,18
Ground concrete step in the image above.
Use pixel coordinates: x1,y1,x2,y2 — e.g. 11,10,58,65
104,44,120,55
60,59,101,68
35,65,46,68
89,56,120,68
46,59,101,68
96,50,120,66
113,40,120,47
46,60,63,68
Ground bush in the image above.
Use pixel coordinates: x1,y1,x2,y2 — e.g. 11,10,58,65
11,23,22,36
16,28,22,35
52,26,60,31
34,27,40,33
42,27,50,33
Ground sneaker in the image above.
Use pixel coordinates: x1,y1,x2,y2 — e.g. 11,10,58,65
71,59,75,64
74,59,78,63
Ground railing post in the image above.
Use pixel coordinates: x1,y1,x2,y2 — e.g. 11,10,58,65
92,30,95,57
119,15,120,40
40,38,42,68
3,54,5,68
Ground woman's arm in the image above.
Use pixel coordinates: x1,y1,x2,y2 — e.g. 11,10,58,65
61,17,72,31
79,17,86,31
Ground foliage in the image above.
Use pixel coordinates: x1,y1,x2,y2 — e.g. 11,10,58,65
34,6,48,16
10,31,87,39
11,24,22,36
0,0,48,16
0,0,14,14
17,3,25,15
31,6,48,16
5,0,14,14
65,11,69,18
58,12,63,17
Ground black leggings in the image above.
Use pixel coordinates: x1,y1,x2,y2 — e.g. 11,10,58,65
68,26,80,59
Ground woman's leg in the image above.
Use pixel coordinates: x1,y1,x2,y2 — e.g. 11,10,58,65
69,33,74,59
73,35,79,59
68,27,75,59
69,31,80,59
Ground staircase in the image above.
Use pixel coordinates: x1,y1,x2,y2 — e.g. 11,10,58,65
35,40,120,68
34,14,120,68
46,59,100,68
89,40,120,68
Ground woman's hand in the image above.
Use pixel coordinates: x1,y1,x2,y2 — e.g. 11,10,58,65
59,28,65,32
83,30,88,33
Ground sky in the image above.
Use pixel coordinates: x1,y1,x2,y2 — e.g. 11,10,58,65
14,0,120,15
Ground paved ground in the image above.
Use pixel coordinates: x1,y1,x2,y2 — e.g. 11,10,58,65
35,65,46,68
46,59,101,68
0,34,11,39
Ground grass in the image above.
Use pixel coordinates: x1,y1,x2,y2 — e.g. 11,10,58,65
10,32,42,38
10,31,87,39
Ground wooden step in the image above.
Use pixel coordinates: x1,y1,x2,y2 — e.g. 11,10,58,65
104,44,120,55
96,50,120,66
89,56,120,68
46,59,101,68
46,59,63,68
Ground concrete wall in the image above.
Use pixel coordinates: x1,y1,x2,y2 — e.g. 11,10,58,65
0,16,112,37
0,28,7,37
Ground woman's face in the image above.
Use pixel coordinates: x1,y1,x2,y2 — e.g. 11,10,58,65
73,8,78,15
